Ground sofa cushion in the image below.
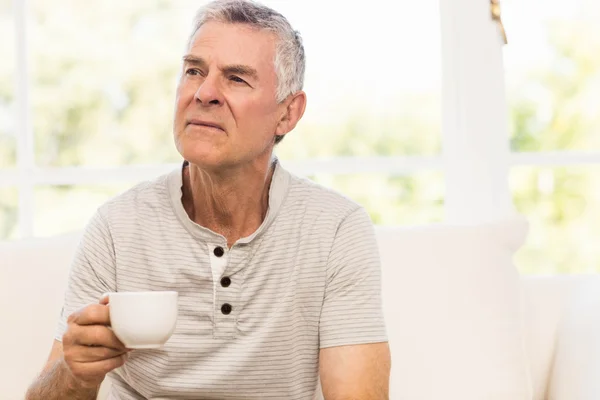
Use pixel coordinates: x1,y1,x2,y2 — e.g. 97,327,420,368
0,232,82,399
376,217,532,399
3,218,535,399
520,276,594,399
547,276,600,399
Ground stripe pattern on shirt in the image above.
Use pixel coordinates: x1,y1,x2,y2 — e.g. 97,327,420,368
56,160,387,399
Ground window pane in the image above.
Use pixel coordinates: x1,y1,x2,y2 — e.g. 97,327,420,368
0,0,16,168
34,184,135,237
504,0,600,152
0,187,18,240
30,0,198,167
511,166,600,274
271,0,441,160
31,0,441,167
309,172,444,226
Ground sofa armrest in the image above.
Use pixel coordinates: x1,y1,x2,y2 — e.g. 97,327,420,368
547,276,600,400
520,276,595,399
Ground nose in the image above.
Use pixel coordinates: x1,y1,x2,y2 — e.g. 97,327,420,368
194,74,223,106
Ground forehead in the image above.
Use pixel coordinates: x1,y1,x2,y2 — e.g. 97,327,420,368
188,21,277,73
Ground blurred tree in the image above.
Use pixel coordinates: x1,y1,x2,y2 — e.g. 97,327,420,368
30,0,185,168
0,0,444,240
510,21,600,152
509,18,600,273
4,1,600,273
0,188,17,239
0,0,593,274
0,0,16,169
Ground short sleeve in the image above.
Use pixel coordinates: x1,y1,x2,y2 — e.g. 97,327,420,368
319,207,388,349
55,208,117,341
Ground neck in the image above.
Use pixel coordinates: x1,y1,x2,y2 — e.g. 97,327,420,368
181,156,275,247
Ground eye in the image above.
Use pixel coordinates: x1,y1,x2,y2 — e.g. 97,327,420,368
185,68,201,76
229,75,246,84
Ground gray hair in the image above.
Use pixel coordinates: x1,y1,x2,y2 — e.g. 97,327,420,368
188,0,305,105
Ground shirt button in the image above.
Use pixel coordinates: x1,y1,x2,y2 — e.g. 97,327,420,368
221,303,232,315
213,246,225,257
221,277,231,288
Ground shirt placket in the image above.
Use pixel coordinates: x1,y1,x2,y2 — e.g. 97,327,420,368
207,243,241,338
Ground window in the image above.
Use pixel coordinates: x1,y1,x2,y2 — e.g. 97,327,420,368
30,0,189,168
0,187,17,240
0,0,15,169
0,0,16,239
266,0,442,160
9,0,201,238
5,0,594,275
510,166,600,273
2,0,444,240
33,184,136,237
307,172,444,226
504,0,600,273
266,0,444,225
268,0,444,226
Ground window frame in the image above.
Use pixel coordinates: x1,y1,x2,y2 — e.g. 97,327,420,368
5,0,600,239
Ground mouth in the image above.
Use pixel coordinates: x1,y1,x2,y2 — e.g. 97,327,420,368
187,119,224,131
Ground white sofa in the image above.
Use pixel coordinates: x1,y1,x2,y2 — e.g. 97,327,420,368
2,218,599,399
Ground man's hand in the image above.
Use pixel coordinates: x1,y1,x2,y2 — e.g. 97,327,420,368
61,295,130,389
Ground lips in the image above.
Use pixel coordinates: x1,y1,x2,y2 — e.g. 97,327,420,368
187,119,224,131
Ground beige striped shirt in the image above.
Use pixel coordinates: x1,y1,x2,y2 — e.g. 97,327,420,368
56,159,387,399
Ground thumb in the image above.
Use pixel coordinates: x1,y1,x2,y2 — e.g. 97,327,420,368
99,293,110,305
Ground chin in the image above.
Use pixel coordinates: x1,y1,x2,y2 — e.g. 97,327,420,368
183,151,222,169
175,133,220,161
182,148,231,172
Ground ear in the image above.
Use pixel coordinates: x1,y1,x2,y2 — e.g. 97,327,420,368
275,91,307,138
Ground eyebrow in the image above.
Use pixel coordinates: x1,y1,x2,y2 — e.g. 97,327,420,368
182,55,259,81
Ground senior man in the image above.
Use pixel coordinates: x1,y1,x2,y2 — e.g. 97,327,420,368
26,0,390,399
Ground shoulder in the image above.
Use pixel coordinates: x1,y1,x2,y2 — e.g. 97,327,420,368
96,171,172,222
285,170,367,226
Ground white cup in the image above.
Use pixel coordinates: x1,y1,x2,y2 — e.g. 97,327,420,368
105,291,178,349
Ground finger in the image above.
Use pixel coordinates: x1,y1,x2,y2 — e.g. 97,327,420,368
68,344,129,363
69,304,110,326
73,324,127,350
99,293,110,305
68,353,128,382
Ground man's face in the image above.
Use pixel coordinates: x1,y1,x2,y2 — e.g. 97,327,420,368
173,21,283,169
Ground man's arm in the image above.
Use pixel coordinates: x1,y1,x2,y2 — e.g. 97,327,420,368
319,206,390,399
320,342,391,400
25,340,99,400
26,208,120,399
26,297,129,400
